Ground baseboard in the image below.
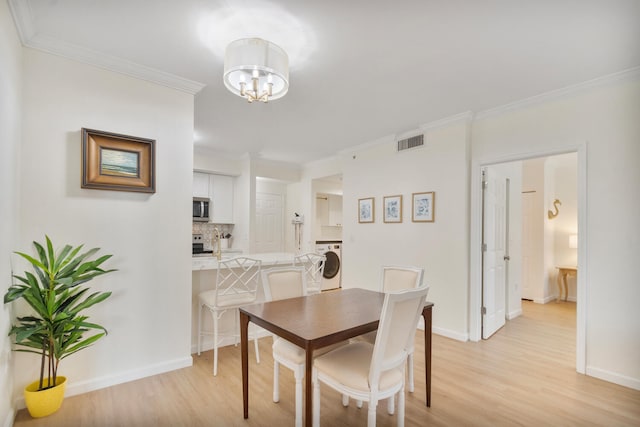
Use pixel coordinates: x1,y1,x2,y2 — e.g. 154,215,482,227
507,308,523,320
586,366,640,391
433,326,468,342
3,408,15,427
14,356,193,410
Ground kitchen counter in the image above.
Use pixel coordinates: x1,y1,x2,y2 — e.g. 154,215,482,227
192,252,296,271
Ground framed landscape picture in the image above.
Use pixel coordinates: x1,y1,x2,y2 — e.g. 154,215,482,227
383,195,402,223
82,128,156,193
412,192,435,222
358,197,375,223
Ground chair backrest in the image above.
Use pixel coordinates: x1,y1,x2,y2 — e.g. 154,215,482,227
261,266,307,302
293,253,326,292
215,257,262,304
381,265,424,293
368,286,429,389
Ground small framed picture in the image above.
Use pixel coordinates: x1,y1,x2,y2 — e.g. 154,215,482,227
412,192,435,222
82,128,156,193
383,195,402,223
358,197,375,223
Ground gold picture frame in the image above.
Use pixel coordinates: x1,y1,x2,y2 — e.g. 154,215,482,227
412,192,435,222
82,128,156,193
358,197,375,223
383,195,403,223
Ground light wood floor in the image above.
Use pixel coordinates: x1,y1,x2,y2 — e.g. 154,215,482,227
13,301,640,426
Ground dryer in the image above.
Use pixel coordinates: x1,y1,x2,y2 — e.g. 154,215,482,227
315,241,341,290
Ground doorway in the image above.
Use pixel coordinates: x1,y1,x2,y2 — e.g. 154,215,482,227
472,146,586,373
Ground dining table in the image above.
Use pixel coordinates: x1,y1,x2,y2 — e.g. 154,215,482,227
239,287,434,427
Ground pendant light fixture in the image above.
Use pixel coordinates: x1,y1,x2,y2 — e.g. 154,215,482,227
223,38,289,103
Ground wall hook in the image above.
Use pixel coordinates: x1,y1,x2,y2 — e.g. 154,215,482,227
548,199,562,219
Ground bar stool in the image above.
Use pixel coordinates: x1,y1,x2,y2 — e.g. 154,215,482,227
198,257,262,376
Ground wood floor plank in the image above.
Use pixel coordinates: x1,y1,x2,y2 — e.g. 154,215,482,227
12,301,640,426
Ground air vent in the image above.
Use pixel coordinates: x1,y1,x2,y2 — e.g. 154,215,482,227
397,134,424,152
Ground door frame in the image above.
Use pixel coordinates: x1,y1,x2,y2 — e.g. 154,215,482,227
469,143,587,374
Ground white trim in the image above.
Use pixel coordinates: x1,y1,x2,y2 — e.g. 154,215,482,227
13,356,193,410
2,409,15,427
469,143,587,376
506,308,522,320
7,0,35,43
586,367,640,391
576,144,588,374
8,0,206,95
475,67,640,120
419,111,474,131
433,327,468,342
25,34,206,95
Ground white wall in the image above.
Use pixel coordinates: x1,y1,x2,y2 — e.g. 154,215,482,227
13,49,195,402
546,153,578,300
341,122,470,340
472,76,640,389
0,0,22,423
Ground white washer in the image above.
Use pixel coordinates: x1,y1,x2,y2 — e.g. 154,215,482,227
315,241,341,290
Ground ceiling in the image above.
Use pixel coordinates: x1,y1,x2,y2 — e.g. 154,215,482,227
10,0,640,165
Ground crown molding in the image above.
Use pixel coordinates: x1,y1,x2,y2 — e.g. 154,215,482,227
8,0,206,95
8,0,35,43
475,67,640,120
420,111,474,131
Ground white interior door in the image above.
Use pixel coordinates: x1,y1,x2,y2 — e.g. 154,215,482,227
482,168,507,339
255,192,284,253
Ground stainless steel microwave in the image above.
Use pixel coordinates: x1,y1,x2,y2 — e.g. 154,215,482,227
193,197,210,222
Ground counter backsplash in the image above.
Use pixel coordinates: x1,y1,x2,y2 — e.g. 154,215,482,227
192,222,234,250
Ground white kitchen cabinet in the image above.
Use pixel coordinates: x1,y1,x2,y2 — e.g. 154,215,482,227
209,174,234,224
193,172,210,198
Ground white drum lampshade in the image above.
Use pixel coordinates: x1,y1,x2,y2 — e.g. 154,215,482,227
223,38,289,103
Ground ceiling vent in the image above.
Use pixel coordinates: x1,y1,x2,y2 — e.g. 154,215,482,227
397,134,424,152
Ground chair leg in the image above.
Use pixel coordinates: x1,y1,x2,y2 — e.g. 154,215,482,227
197,302,203,356
254,335,260,364
398,384,405,427
408,352,414,392
212,310,219,376
367,399,377,427
234,308,239,346
342,394,349,407
387,395,395,415
294,368,303,427
273,361,280,402
312,370,320,427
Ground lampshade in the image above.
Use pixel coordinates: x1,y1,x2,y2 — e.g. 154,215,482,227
223,38,289,103
569,234,578,249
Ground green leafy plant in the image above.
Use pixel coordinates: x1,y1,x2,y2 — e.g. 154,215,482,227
3,236,116,391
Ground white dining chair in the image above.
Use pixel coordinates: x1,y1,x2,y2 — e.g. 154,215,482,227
312,286,429,427
293,252,326,294
261,266,345,427
198,257,262,376
350,265,425,414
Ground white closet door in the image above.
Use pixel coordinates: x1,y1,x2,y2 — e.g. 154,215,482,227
255,192,284,253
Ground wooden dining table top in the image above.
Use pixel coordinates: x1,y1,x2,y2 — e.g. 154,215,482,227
240,287,386,349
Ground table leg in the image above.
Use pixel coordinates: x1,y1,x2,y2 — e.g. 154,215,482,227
556,270,564,302
240,312,249,419
422,306,432,407
304,345,313,427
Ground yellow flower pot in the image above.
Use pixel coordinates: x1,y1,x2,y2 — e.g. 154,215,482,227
24,376,67,418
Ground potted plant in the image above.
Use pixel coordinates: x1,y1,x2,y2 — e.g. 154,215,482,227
3,236,115,418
